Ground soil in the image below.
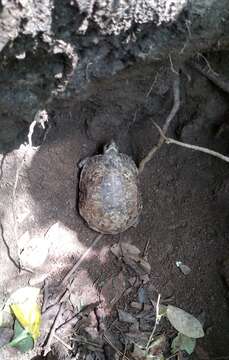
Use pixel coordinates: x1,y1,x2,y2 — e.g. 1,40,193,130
1,55,229,360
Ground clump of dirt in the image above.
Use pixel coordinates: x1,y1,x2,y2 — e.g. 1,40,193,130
1,54,229,360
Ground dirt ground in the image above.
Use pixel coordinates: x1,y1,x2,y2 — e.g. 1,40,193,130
1,57,229,359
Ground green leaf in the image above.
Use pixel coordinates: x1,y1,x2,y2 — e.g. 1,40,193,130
167,305,204,338
14,319,26,338
9,320,34,353
171,333,196,355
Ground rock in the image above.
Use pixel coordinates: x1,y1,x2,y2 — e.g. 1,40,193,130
18,231,49,269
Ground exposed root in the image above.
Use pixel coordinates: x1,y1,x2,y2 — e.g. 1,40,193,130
153,122,229,164
138,73,180,174
11,109,49,272
0,222,21,270
169,55,179,75
190,59,229,94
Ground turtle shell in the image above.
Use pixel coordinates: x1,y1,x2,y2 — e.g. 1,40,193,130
79,149,142,234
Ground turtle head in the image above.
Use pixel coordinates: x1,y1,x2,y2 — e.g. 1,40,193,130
104,141,119,155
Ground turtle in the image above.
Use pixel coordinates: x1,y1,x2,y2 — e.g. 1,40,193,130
78,141,142,234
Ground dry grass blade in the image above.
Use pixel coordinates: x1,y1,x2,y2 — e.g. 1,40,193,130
53,334,72,351
103,334,130,360
146,293,161,352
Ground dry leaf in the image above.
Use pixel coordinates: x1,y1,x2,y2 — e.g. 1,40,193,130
111,243,151,274
118,309,137,324
167,305,204,338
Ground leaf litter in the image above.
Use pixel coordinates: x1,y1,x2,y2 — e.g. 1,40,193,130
111,243,151,275
0,240,205,359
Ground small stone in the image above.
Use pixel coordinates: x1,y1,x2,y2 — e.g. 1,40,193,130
176,261,191,275
18,232,49,269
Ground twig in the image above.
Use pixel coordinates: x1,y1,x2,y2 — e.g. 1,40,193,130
143,239,150,259
153,122,229,164
122,342,127,360
185,20,192,38
166,352,180,360
0,222,21,270
138,74,180,174
43,302,64,356
146,293,161,352
44,288,69,313
56,312,80,332
197,53,219,77
190,60,229,94
61,234,103,285
103,334,130,360
53,334,73,351
169,54,179,75
41,280,49,313
146,73,158,97
56,300,100,332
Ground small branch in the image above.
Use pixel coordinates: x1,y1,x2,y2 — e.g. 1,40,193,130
61,234,103,285
146,293,161,352
153,122,229,164
139,74,180,174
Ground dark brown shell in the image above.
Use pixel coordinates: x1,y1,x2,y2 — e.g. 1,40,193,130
79,150,142,234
